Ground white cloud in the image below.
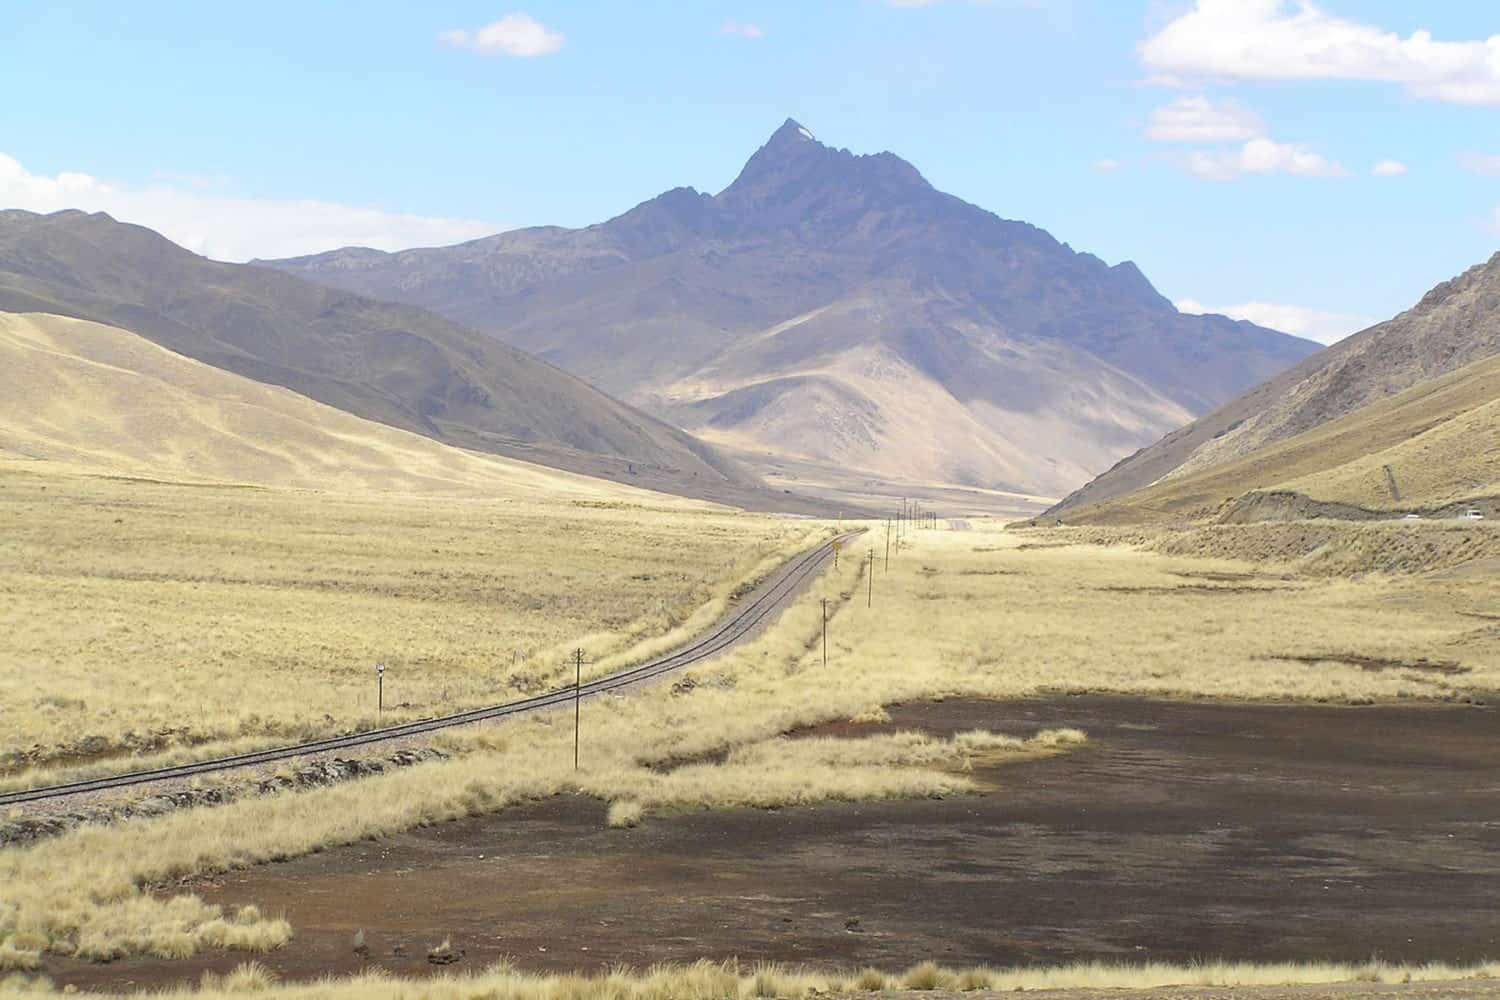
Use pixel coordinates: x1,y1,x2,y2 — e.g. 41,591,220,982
1176,298,1374,344
1458,152,1500,176
1371,159,1408,177
1140,0,1500,106
721,19,765,39
440,13,564,57
1146,96,1263,142
1092,159,1123,174
0,152,498,262
1183,138,1350,180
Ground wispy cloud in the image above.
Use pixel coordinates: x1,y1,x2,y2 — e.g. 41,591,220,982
1182,138,1350,181
1140,1,1500,106
1092,159,1123,174
1146,96,1263,143
720,19,765,39
0,152,498,262
1458,152,1500,176
1371,159,1408,177
1177,297,1374,345
440,13,564,57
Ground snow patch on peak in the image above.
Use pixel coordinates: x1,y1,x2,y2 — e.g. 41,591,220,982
797,126,815,141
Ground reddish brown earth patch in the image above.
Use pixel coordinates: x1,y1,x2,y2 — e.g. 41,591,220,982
48,696,1500,992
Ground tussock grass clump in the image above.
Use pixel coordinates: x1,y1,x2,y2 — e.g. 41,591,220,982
605,801,643,828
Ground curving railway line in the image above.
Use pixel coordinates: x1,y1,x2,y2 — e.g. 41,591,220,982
0,530,861,808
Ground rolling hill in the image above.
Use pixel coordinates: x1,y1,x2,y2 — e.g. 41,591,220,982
1050,251,1500,517
0,311,689,501
0,209,787,508
264,119,1317,500
1041,349,1500,526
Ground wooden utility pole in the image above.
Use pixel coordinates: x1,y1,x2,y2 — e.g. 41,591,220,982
821,597,829,666
884,516,891,570
573,647,583,770
376,663,384,722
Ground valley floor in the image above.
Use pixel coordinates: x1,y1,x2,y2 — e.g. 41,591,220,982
3,511,1499,994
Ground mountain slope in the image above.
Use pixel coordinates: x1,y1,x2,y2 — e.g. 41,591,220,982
1050,252,1500,516
264,119,1317,499
0,311,682,501
0,209,762,504
1035,349,1500,525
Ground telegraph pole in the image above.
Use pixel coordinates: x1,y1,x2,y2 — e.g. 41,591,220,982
822,598,830,664
884,516,891,571
376,663,384,722
574,647,583,770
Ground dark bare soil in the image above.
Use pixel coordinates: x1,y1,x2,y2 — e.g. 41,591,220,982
50,696,1500,992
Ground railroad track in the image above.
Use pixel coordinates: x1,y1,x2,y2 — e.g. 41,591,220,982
0,530,861,808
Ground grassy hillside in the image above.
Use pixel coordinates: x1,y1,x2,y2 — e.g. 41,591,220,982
1045,351,1500,525
1051,251,1500,516
0,311,683,500
0,209,769,506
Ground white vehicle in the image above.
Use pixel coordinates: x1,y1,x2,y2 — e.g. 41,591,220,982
1461,508,1484,521
1402,513,1421,521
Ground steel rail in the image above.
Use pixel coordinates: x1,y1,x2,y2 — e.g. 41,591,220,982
0,531,861,807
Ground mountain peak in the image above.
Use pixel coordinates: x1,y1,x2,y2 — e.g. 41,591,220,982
768,118,818,147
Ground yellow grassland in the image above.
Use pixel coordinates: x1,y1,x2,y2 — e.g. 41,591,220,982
4,522,1496,972
0,467,830,781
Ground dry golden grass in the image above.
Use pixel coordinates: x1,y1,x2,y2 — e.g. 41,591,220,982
8,520,1497,970
6,957,1499,998
1282,394,1500,511
0,466,828,781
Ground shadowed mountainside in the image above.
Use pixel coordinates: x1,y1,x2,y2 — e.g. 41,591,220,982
264,119,1317,499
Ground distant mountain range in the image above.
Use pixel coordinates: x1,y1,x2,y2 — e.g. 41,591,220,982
0,208,797,508
265,119,1318,499
1050,251,1500,521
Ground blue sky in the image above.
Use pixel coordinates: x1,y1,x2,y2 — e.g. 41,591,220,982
3,1,1498,343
